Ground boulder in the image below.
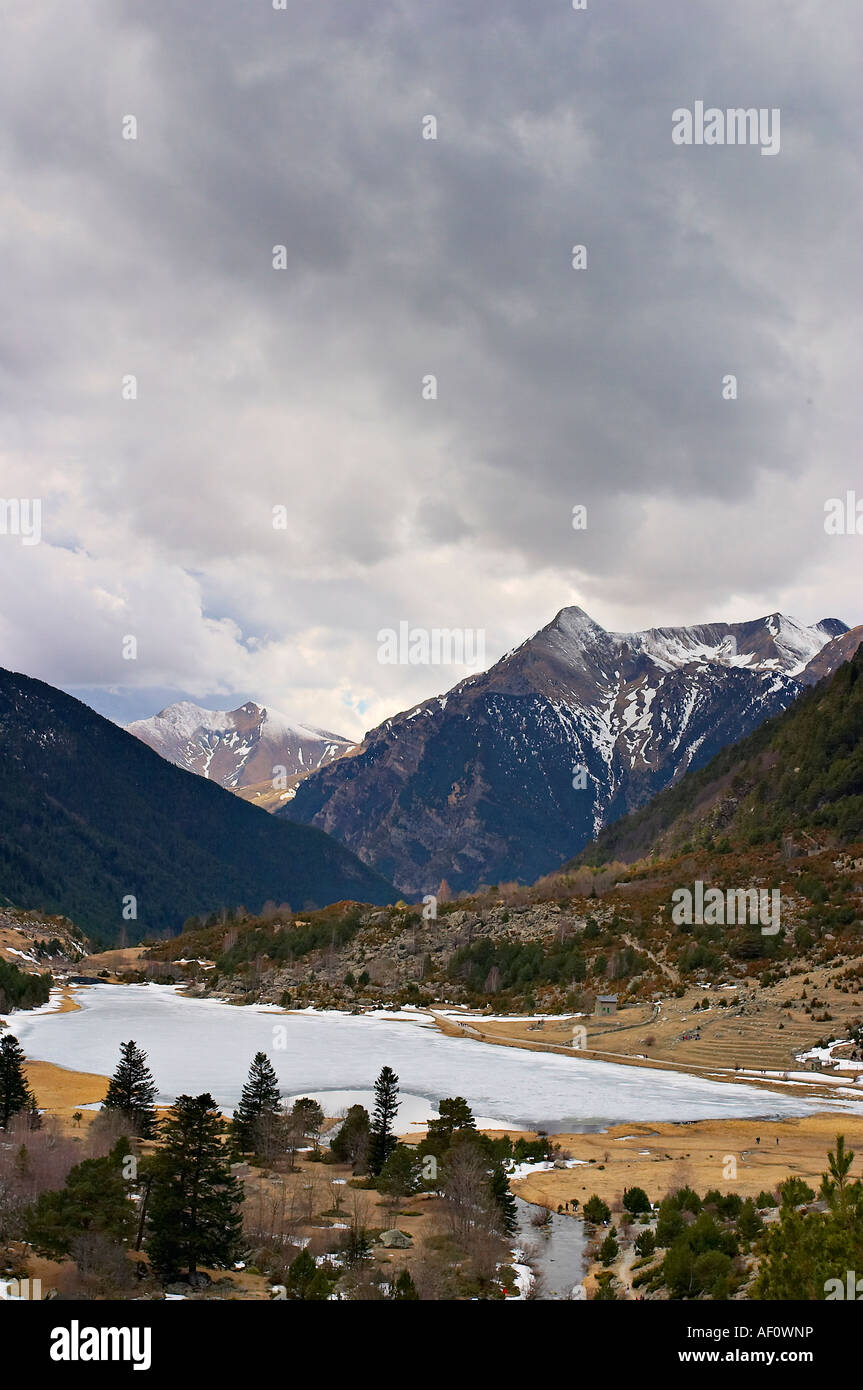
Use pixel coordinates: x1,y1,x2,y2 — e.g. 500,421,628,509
378,1229,413,1249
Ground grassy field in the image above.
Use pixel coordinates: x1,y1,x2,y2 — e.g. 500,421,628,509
510,1112,863,1211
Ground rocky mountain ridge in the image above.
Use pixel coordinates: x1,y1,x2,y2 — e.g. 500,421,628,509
282,607,855,895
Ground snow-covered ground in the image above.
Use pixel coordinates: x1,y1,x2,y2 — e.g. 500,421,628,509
4,983,857,1130
797,1043,863,1072
506,1258,534,1299
1,992,68,1021
506,1157,586,1181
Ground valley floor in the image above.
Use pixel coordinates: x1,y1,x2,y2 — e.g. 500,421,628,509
6,981,863,1302
509,1112,863,1211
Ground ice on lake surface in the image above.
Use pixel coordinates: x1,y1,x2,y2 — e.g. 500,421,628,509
6,984,854,1131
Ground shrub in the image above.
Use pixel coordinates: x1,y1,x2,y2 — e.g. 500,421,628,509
583,1194,611,1224
623,1186,651,1215
634,1229,656,1258
599,1230,619,1266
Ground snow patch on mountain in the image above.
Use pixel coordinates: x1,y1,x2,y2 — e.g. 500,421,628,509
127,700,356,797
768,615,841,674
283,605,850,895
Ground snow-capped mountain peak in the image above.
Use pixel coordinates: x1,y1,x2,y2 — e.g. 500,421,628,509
127,700,355,807
530,608,846,678
284,604,854,896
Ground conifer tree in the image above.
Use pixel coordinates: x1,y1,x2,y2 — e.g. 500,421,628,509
392,1269,419,1299
329,1104,371,1169
146,1093,243,1281
285,1247,317,1298
378,1144,420,1204
490,1161,518,1235
305,1267,332,1300
599,1230,619,1266
291,1096,324,1151
754,1137,863,1300
427,1096,475,1144
369,1066,400,1174
102,1040,158,1138
232,1051,283,1156
25,1139,136,1259
820,1133,858,1217
0,1033,36,1130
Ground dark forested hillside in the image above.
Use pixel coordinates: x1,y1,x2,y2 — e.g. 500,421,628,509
0,668,394,942
0,957,52,1012
577,644,863,866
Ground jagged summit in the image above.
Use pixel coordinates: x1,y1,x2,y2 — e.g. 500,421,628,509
127,699,355,802
527,607,847,676
284,602,858,896
579,638,863,866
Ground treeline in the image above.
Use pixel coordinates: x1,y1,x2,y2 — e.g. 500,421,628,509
0,959,51,1013
216,905,366,974
584,1135,863,1302
2,1039,534,1301
449,934,649,998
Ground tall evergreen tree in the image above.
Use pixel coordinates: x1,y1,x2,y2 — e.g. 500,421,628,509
369,1066,400,1175
232,1051,283,1156
146,1093,243,1281
820,1134,858,1217
0,1033,36,1130
102,1040,158,1138
490,1161,518,1235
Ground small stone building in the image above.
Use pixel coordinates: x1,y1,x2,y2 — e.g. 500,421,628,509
595,994,618,1017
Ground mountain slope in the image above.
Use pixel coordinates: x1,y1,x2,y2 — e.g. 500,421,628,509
0,668,393,942
127,700,354,810
797,623,863,686
576,638,863,866
282,607,851,896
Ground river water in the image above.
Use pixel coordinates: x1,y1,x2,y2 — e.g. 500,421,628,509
513,1197,588,1299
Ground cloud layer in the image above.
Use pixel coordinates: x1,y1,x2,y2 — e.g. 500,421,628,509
1,0,860,734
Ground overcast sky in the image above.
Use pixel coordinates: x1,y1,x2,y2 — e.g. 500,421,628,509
1,0,860,737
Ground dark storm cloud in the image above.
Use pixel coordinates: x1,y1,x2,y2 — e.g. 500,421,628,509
0,0,860,732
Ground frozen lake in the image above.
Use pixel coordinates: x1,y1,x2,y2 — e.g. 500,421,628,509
4,983,846,1132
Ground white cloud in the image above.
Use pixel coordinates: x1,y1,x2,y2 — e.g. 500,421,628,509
0,0,859,737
